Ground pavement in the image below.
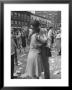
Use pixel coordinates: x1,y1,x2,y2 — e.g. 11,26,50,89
13,46,61,79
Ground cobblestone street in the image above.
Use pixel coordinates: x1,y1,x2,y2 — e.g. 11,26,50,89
14,46,61,79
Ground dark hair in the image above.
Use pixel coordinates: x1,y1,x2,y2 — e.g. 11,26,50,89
32,20,40,28
49,26,53,29
32,20,40,33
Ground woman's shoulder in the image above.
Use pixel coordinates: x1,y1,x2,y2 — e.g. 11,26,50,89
31,33,40,42
31,33,37,38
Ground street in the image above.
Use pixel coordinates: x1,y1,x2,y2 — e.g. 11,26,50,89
14,46,61,79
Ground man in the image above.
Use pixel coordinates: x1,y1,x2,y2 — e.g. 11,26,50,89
13,31,18,65
47,27,54,48
40,27,50,79
28,25,33,45
55,32,61,55
11,33,17,79
21,31,26,52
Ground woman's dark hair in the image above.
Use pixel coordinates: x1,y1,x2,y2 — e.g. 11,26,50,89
49,26,53,29
32,20,40,33
32,20,40,28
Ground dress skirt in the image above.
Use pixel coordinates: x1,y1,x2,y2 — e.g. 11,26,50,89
24,49,43,78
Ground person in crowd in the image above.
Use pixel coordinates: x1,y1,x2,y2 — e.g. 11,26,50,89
16,30,20,49
47,27,54,48
13,31,17,47
13,29,18,66
16,30,22,54
40,27,50,79
20,20,47,79
46,27,54,57
11,32,17,79
21,31,26,52
23,25,29,47
29,25,33,37
55,32,61,55
28,25,33,45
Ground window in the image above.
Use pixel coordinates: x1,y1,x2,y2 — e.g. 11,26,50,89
11,20,14,24
22,14,23,17
18,13,20,17
11,12,13,17
18,21,21,25
15,21,17,24
14,12,18,17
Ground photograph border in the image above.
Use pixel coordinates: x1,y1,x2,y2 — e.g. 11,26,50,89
0,0,71,89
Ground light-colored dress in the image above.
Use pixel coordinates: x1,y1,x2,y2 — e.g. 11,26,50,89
22,33,46,78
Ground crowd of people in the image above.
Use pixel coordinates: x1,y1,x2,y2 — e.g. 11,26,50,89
11,20,61,79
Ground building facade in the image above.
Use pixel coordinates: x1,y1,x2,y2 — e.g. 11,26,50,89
30,13,52,27
11,11,31,29
35,11,61,30
11,11,52,31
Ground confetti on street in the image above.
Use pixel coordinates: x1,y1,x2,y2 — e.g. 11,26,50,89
14,46,61,79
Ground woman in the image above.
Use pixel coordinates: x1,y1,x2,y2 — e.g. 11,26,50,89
20,21,47,79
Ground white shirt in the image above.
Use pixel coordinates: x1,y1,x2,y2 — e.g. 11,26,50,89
47,29,53,40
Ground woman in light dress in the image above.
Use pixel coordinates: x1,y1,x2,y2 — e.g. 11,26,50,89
20,21,47,79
